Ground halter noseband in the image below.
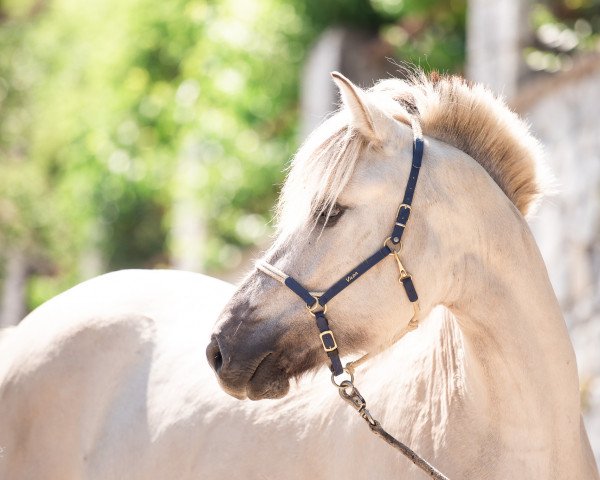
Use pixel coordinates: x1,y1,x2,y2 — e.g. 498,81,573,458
257,130,424,377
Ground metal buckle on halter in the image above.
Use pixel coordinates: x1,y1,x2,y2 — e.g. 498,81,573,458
392,204,412,238
396,203,411,219
319,330,338,352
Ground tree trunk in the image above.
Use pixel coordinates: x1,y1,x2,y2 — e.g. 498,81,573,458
0,249,27,327
467,0,528,97
170,141,206,272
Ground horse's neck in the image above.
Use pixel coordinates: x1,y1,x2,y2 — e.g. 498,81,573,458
408,202,584,472
448,209,580,429
378,146,592,476
434,240,590,478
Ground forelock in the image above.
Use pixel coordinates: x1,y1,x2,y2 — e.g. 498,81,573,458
275,112,367,236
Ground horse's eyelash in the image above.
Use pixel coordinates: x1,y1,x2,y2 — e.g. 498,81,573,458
317,204,347,226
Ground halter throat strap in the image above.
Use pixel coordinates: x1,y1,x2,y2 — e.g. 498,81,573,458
256,133,424,376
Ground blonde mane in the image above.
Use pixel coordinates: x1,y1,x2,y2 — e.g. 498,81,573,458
277,73,547,234
276,112,367,235
376,72,548,215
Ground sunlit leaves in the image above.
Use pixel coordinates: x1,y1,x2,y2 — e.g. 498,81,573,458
3,0,597,310
527,2,600,73
0,0,310,306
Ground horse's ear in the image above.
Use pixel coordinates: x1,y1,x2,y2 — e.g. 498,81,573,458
330,71,397,143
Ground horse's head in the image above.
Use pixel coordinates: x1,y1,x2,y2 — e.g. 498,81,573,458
206,71,544,400
206,73,446,400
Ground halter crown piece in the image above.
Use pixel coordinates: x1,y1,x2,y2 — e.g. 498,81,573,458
256,124,451,480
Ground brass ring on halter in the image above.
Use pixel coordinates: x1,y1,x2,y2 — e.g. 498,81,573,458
307,296,327,315
383,237,403,254
330,367,354,387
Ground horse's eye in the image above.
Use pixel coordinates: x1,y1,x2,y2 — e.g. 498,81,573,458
317,204,346,227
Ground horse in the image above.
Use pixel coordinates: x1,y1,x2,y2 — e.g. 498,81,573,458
0,71,598,479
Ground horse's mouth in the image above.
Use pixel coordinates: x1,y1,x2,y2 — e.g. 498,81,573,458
245,352,290,400
215,351,290,401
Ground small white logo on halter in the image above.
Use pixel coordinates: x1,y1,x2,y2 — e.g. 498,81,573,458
346,272,359,283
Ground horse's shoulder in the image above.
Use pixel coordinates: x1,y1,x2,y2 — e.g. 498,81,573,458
0,312,156,389
33,269,234,314
1,269,233,389
0,270,237,478
21,268,233,328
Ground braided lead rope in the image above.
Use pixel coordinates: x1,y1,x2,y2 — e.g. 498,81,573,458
335,374,450,480
368,422,450,480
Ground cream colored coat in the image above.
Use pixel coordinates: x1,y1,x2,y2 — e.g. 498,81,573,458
0,265,597,479
1,71,599,479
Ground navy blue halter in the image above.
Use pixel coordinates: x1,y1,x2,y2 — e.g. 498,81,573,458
258,134,424,376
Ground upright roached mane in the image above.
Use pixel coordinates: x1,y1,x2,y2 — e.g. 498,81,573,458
277,73,547,236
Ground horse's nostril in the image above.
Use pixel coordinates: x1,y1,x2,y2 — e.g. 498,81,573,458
213,350,223,373
206,337,223,374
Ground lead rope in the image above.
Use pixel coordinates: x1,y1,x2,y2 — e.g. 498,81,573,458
334,370,449,480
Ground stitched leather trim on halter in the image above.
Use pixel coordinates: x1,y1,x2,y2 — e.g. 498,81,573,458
257,128,424,376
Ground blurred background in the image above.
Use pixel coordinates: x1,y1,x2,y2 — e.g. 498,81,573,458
0,0,599,460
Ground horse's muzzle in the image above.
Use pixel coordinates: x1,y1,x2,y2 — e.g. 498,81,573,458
206,324,291,401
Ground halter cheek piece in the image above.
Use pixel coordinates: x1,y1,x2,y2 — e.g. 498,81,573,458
257,133,424,377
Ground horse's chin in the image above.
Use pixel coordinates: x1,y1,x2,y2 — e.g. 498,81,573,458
245,353,291,400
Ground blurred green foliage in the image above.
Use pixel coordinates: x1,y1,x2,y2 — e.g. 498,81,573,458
1,0,307,305
0,0,598,311
527,0,600,72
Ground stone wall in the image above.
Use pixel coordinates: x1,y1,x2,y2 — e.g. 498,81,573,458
516,57,600,460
